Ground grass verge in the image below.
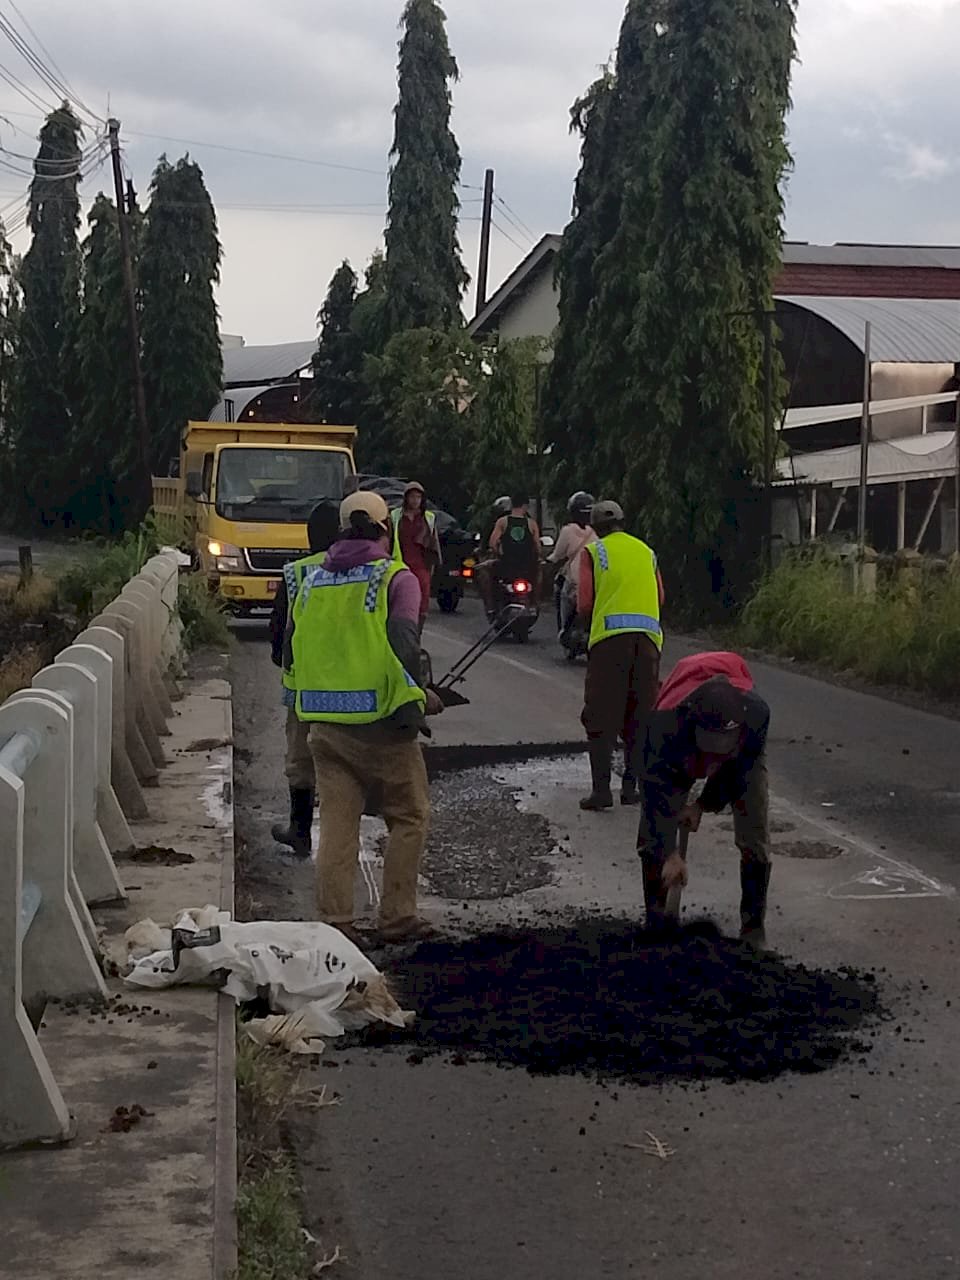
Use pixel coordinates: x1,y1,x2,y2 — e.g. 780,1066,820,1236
236,1036,341,1279
739,550,960,697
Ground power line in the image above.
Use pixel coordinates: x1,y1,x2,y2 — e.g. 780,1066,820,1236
493,201,535,247
495,193,536,242
490,216,526,253
7,1,82,106
0,58,54,115
121,128,387,177
0,7,102,125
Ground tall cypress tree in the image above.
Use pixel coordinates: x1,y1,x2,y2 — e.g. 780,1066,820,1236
74,194,143,533
310,261,362,425
622,0,796,610
382,0,468,338
12,102,83,528
140,155,222,474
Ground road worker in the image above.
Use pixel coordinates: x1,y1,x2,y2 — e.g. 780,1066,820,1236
636,651,772,945
269,500,341,857
289,490,443,942
577,500,664,810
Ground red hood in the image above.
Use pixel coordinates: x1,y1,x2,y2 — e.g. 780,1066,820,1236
656,652,753,712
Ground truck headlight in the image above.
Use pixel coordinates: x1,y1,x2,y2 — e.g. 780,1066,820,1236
206,538,243,573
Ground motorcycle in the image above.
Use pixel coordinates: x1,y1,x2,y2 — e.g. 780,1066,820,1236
492,573,539,643
434,529,479,614
557,574,589,661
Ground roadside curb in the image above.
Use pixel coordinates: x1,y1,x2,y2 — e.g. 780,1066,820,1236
212,679,237,1280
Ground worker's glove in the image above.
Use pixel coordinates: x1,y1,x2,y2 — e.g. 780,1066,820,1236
679,800,703,833
661,851,689,891
425,689,445,717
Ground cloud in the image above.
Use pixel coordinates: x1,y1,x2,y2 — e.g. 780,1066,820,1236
0,0,958,341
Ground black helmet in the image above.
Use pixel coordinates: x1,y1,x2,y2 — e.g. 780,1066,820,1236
492,495,512,518
568,490,595,521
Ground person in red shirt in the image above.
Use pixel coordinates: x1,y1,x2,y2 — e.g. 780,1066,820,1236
392,482,441,630
635,652,772,945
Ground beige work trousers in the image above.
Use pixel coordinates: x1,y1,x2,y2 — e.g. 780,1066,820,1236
284,707,314,790
308,723,430,928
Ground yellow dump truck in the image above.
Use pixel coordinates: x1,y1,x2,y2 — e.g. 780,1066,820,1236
153,421,357,614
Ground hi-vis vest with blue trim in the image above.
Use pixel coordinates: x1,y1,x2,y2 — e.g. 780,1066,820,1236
291,557,425,724
280,552,328,707
585,531,662,652
391,507,436,561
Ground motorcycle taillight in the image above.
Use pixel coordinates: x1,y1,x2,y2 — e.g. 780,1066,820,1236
513,580,531,594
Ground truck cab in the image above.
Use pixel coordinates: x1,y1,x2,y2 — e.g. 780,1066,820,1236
158,421,357,614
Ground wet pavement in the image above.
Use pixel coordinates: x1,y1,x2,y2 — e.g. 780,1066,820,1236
230,601,960,1280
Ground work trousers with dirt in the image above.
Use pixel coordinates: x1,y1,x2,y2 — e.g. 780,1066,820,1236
308,722,430,929
284,706,314,790
581,633,661,778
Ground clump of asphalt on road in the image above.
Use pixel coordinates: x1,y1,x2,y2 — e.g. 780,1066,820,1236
389,919,884,1085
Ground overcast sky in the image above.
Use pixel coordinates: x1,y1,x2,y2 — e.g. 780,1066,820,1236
4,0,960,343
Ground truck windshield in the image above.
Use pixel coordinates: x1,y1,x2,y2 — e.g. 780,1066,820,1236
215,448,350,522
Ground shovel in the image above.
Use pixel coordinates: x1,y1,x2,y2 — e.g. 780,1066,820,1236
425,604,528,708
664,826,691,922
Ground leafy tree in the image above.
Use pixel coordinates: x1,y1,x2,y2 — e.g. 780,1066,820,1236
310,261,362,425
382,0,468,338
140,155,222,473
620,0,796,611
74,194,144,533
11,102,83,528
365,326,481,518
469,338,545,525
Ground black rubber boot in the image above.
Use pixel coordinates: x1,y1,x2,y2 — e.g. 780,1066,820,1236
739,860,772,947
271,787,315,858
641,857,673,936
580,742,614,811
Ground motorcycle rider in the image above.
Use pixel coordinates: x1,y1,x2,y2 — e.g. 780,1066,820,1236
548,491,596,641
478,493,541,622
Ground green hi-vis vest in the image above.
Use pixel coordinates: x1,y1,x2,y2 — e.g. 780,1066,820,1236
391,507,436,561
281,552,328,706
291,557,425,725
586,531,663,652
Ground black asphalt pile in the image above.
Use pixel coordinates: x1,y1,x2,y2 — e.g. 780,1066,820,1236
391,918,884,1084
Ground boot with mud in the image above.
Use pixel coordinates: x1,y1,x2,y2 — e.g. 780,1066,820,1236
739,859,771,949
580,741,614,811
271,787,315,859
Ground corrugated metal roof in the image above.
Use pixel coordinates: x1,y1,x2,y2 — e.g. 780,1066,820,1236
776,296,960,363
222,340,318,387
208,385,277,423
783,392,958,431
778,430,957,488
782,243,960,270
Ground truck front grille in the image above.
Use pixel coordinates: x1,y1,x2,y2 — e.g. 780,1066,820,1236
244,548,301,574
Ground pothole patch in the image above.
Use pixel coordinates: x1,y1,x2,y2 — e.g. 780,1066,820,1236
777,840,845,860
387,918,883,1085
123,845,195,866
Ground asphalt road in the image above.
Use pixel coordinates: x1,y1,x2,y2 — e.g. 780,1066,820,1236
231,598,960,1280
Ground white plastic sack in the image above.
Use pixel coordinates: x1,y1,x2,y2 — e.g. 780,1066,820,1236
124,908,411,1047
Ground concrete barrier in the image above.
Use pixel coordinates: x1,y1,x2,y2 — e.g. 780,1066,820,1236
0,554,184,1149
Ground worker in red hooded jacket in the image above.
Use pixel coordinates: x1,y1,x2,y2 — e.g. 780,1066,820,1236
635,652,772,945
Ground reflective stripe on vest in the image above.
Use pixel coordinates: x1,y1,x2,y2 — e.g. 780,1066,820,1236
391,507,436,560
281,551,329,698
291,557,425,725
586,532,662,651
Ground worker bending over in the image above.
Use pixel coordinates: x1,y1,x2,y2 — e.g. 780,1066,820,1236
289,491,442,942
577,500,664,810
636,652,772,945
270,500,341,857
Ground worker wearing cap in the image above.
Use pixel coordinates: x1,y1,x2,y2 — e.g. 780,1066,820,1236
270,500,342,858
636,652,772,944
577,500,664,810
390,481,441,629
289,490,443,942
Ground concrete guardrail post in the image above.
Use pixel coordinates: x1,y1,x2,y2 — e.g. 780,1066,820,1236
77,625,152,812
0,761,74,1150
104,597,170,744
31,666,127,906
122,579,175,721
57,643,136,852
0,696,107,1002
96,608,166,773
144,551,184,672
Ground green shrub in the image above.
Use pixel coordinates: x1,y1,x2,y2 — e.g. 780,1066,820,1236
176,571,230,650
740,551,960,696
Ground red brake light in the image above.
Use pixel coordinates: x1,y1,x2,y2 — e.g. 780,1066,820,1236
513,580,531,594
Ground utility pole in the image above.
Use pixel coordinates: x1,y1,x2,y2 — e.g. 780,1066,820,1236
475,168,495,316
856,321,873,554
761,310,775,574
107,117,152,513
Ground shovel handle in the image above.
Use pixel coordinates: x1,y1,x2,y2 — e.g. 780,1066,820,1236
664,826,691,921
